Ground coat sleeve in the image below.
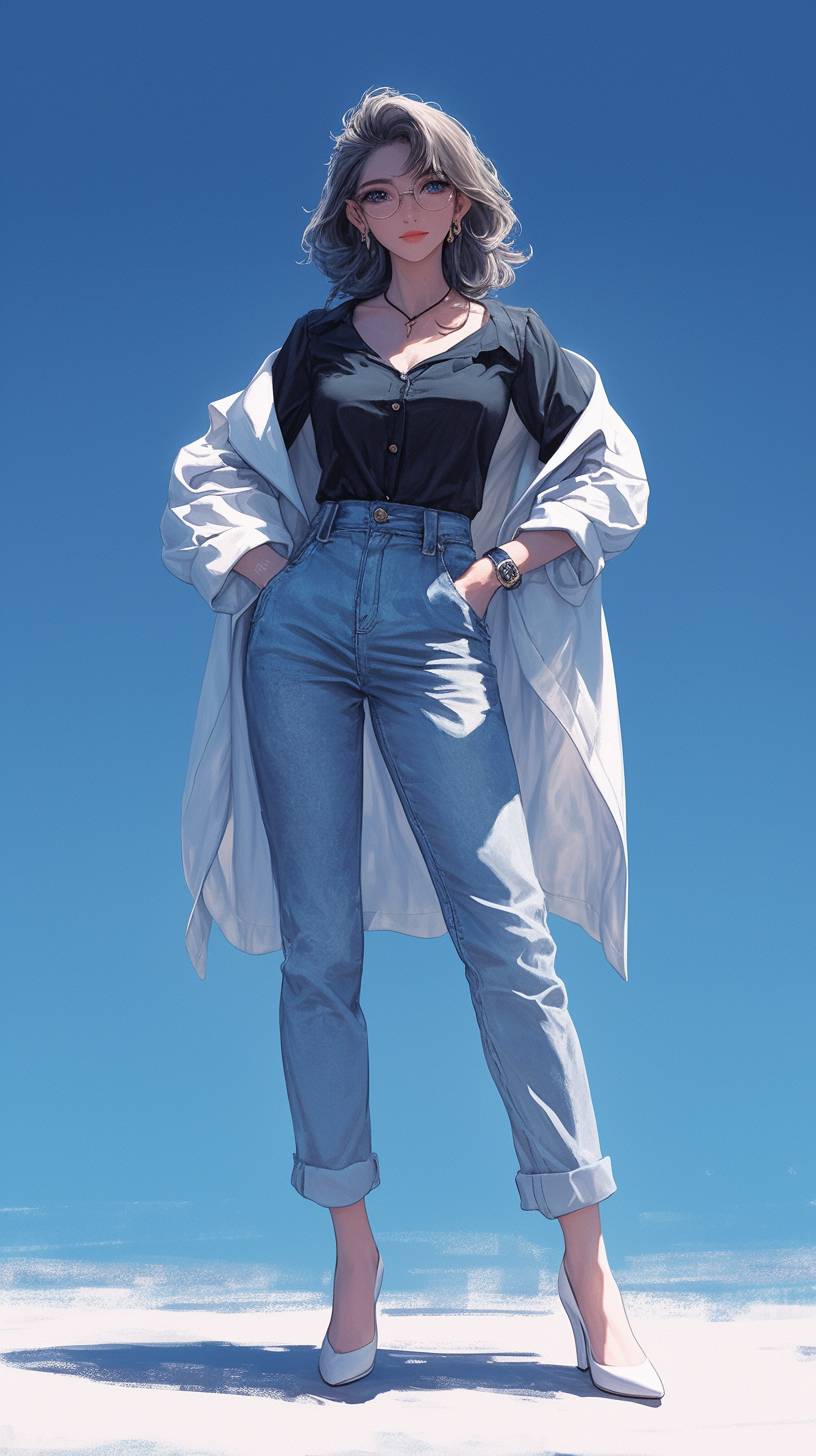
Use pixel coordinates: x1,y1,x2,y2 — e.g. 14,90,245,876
160,387,295,615
511,309,649,606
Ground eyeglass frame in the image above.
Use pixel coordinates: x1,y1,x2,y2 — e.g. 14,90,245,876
350,173,459,218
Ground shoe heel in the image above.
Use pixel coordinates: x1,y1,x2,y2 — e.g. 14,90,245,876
557,1254,589,1369
564,1299,589,1369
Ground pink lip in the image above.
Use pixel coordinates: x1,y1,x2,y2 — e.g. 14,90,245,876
400,231,428,239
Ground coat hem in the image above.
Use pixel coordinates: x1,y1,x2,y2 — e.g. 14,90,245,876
185,883,627,980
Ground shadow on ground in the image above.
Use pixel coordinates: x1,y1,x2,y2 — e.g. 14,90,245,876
0,1342,662,1406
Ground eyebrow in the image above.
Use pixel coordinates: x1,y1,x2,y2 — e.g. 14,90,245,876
357,170,440,187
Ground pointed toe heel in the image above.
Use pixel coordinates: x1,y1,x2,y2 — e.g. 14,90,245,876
318,1250,384,1387
557,1255,665,1399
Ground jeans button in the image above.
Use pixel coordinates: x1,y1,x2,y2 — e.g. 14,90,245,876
373,506,389,522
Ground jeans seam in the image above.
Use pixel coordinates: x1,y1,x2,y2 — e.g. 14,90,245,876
463,965,537,1169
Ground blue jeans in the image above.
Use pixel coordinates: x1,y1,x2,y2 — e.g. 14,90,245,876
243,498,617,1219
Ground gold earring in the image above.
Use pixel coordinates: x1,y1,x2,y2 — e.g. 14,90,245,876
446,219,462,244
362,228,371,252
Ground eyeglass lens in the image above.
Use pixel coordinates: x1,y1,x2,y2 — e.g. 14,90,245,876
355,175,454,217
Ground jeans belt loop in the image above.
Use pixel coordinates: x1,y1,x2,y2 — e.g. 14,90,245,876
421,507,438,557
316,500,339,542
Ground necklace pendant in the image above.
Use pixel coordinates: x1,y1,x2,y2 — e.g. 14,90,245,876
405,321,413,338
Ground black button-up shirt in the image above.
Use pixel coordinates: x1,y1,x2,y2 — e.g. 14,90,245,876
271,295,591,520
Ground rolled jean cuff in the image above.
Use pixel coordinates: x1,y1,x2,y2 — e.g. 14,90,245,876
291,1152,381,1208
515,1154,617,1218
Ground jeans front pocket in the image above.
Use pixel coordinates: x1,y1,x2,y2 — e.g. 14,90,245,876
250,534,320,638
439,540,492,637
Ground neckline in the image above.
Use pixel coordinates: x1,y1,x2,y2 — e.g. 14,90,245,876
343,295,495,377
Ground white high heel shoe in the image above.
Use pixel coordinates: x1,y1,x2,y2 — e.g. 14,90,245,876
557,1255,665,1399
318,1249,384,1386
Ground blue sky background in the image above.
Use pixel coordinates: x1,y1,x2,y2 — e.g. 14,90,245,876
2,1,813,1303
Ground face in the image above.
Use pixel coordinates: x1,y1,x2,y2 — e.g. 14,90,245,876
345,138,471,265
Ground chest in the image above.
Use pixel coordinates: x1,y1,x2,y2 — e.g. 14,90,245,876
310,343,518,427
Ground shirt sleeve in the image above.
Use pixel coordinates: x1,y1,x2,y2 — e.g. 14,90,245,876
271,310,314,450
510,307,591,465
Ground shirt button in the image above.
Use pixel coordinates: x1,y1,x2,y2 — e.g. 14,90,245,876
387,442,398,453
391,402,401,410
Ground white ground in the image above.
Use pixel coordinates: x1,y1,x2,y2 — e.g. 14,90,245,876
1,1289,814,1456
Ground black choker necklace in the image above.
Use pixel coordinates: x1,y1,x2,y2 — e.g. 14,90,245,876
384,287,453,339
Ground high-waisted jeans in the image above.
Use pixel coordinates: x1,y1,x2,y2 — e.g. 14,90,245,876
242,498,617,1219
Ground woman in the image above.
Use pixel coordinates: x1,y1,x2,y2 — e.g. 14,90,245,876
161,86,661,1398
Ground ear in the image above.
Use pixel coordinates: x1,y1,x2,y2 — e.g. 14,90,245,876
454,191,473,226
345,198,366,238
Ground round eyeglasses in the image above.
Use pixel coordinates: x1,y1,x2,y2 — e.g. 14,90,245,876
353,174,456,219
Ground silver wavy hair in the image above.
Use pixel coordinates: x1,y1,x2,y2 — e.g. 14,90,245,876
299,86,533,305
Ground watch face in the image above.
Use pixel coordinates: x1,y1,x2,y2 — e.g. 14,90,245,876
498,559,520,585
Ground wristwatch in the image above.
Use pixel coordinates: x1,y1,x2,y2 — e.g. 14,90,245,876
481,546,522,589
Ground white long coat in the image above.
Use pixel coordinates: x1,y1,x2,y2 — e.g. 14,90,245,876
160,338,649,983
